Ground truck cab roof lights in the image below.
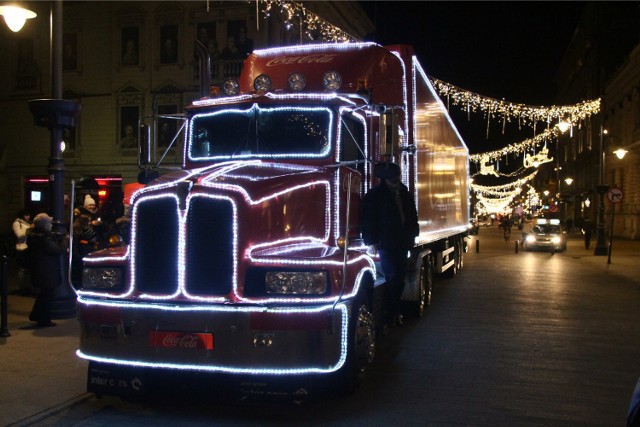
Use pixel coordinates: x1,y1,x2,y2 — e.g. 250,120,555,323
254,74,272,92
323,71,342,91
287,72,306,91
222,79,240,96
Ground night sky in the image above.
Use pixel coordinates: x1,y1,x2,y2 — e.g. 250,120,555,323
360,1,588,157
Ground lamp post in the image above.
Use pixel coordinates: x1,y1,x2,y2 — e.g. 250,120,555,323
607,148,627,264
4,1,80,318
594,124,609,255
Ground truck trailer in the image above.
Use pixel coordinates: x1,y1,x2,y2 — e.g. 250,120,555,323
77,42,471,397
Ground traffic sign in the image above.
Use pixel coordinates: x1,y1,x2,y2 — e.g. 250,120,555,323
606,187,623,204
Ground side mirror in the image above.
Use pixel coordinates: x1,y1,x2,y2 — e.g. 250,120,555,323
401,145,417,155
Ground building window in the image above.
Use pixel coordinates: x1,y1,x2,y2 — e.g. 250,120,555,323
121,26,140,67
159,24,179,65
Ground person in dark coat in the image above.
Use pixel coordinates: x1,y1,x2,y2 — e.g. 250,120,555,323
26,213,68,327
361,162,419,327
582,217,593,250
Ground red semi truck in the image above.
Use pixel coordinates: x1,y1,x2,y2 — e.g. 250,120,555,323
77,42,471,397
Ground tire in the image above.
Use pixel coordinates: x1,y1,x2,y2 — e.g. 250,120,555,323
337,292,376,393
406,256,433,318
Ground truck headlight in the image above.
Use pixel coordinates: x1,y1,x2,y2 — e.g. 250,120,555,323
551,236,562,244
82,267,123,291
525,235,536,243
265,271,327,295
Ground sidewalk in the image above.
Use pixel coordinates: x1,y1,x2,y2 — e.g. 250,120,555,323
562,231,640,285
0,234,638,425
0,260,88,426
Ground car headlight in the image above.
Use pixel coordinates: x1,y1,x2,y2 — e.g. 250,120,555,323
82,267,123,291
551,236,562,244
265,271,327,295
525,235,536,243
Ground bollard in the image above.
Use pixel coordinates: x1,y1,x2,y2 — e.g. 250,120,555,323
476,239,480,253
1,255,10,337
515,241,519,254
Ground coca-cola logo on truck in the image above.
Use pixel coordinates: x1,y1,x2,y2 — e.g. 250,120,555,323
149,331,214,350
265,54,337,66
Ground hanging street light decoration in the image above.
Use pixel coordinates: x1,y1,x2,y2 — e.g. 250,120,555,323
469,127,557,164
430,77,601,130
258,0,356,42
523,145,553,168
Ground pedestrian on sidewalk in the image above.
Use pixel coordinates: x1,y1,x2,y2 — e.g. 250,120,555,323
582,217,593,250
12,209,33,295
26,213,68,327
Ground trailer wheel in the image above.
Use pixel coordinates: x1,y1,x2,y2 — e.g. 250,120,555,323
406,256,433,318
338,292,376,393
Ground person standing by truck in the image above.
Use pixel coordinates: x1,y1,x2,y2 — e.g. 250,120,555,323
26,213,68,327
361,162,419,328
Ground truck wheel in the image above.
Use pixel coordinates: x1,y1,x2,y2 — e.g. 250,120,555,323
338,292,376,393
406,256,432,318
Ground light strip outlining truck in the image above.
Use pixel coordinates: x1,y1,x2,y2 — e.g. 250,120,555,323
76,42,471,397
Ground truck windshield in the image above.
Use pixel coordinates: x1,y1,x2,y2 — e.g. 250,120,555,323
188,104,332,161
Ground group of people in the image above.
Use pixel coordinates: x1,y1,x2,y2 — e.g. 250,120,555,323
10,193,131,327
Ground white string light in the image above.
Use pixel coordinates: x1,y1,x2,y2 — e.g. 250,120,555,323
430,77,601,127
259,0,356,42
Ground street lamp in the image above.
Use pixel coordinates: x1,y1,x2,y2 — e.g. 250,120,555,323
613,148,628,160
594,125,609,256
4,1,79,318
0,4,36,32
564,177,574,186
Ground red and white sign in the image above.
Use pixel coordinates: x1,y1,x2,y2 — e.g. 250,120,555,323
606,188,623,204
149,331,214,350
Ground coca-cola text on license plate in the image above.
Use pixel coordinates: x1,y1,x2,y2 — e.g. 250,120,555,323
149,331,214,350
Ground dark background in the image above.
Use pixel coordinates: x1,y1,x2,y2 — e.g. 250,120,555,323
360,1,587,160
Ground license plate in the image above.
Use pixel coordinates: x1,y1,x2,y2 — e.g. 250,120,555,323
149,331,214,350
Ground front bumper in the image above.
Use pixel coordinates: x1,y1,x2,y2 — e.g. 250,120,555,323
77,299,348,376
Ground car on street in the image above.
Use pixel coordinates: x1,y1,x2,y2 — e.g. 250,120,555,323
477,215,493,227
522,218,567,252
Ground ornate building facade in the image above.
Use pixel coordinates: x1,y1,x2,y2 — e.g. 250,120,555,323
0,1,373,231
539,2,640,239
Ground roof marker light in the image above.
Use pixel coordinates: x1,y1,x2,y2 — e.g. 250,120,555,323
222,79,240,96
253,74,272,92
287,72,306,91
